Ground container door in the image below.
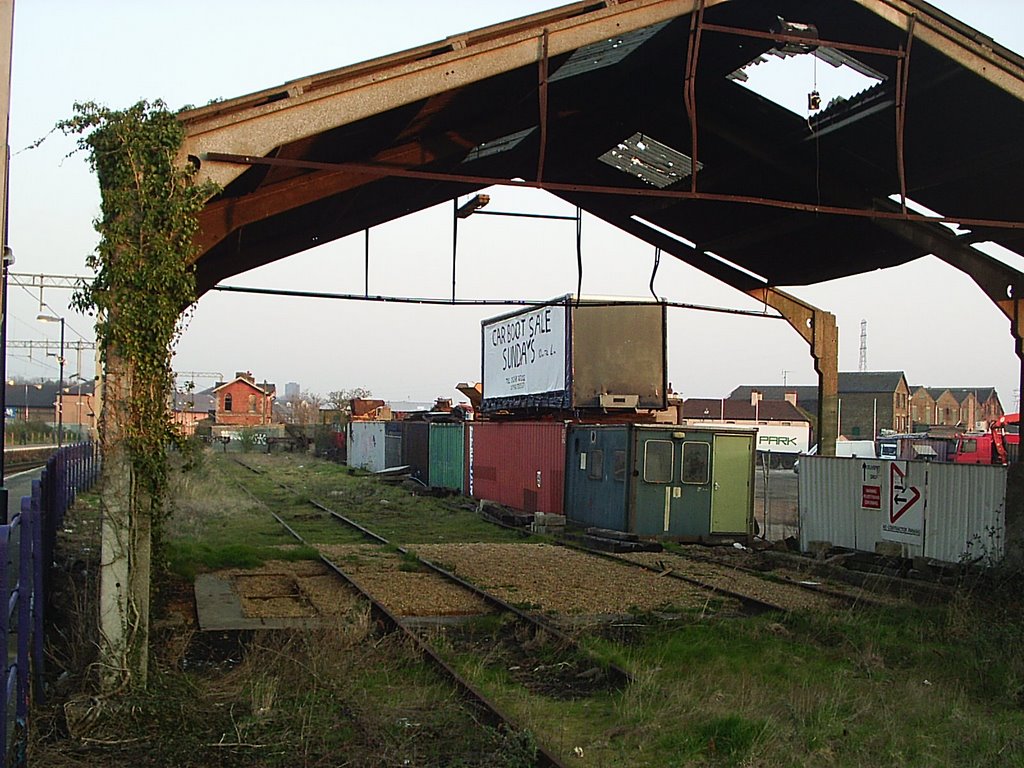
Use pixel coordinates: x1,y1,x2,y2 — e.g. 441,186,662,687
710,434,753,534
673,439,712,537
633,437,675,535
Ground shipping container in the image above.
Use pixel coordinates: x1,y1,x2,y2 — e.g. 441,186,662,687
565,424,756,538
385,422,403,468
429,423,465,491
401,421,430,484
480,296,666,413
465,421,566,514
347,421,387,472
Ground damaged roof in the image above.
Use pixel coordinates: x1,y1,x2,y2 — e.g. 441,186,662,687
179,0,1024,304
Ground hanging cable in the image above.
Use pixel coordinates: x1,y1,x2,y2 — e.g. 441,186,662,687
575,207,583,308
649,246,662,302
450,200,458,302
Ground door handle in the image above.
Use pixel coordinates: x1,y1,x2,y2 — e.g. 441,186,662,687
713,482,720,491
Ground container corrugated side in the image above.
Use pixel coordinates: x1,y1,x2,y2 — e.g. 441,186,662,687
347,422,387,472
798,456,878,552
466,421,566,514
429,423,464,491
923,463,1006,564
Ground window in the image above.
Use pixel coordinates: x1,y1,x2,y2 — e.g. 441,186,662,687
588,449,604,480
960,438,977,453
248,394,257,413
643,440,673,483
612,450,628,482
681,442,710,484
224,393,233,412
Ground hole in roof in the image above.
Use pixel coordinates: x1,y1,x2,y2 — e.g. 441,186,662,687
703,250,769,285
729,46,884,119
972,241,1024,274
631,217,697,249
600,133,702,189
632,217,768,284
889,194,972,236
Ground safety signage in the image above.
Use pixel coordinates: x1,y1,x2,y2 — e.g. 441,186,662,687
860,461,882,510
881,461,924,545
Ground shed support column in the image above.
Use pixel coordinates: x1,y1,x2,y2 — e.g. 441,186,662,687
750,288,839,456
1005,302,1024,569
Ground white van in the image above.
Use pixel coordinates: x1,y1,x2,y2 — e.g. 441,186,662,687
794,439,876,472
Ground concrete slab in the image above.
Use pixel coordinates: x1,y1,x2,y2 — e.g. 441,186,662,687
194,573,330,631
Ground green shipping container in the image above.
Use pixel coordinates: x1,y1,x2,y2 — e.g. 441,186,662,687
429,423,465,491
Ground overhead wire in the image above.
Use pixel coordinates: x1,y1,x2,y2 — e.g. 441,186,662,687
210,283,784,320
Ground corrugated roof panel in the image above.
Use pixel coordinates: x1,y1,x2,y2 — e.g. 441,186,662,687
462,126,537,163
549,21,669,82
598,132,703,189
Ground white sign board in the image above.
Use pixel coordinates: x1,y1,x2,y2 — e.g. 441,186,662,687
680,422,809,454
754,424,810,455
881,460,924,545
482,304,566,399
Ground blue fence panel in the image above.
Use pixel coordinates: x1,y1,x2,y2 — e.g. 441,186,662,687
0,441,100,766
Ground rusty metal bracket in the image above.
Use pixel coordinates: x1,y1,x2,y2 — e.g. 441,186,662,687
537,28,550,184
894,15,916,215
683,0,706,193
751,287,839,455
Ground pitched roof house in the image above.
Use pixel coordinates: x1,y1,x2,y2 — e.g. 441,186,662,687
212,372,276,427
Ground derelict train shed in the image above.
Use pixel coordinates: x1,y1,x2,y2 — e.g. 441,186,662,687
176,1,1024,549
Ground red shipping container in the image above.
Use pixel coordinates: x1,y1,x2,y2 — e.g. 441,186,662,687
465,421,566,514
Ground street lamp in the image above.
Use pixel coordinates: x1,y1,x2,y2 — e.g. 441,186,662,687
37,313,65,447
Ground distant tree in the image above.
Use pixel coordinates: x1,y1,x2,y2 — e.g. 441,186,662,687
326,388,372,412
287,390,323,426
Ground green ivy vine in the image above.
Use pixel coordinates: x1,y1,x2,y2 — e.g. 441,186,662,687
59,100,217,514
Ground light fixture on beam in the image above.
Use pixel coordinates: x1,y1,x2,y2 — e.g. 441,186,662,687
455,194,490,219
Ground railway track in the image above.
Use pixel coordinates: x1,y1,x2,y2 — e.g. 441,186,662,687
226,457,634,768
650,545,897,610
476,505,816,614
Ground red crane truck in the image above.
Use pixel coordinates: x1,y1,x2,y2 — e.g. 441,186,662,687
953,413,1019,465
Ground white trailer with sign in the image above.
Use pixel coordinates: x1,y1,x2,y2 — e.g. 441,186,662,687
480,296,667,413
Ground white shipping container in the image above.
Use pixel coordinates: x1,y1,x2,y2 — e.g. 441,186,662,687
347,421,387,472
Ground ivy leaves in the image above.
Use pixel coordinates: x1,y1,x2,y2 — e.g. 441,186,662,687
60,100,218,500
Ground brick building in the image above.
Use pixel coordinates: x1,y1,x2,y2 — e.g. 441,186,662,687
730,371,911,439
911,386,1004,431
212,372,275,427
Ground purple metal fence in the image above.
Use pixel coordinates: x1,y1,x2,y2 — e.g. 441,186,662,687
1,442,99,766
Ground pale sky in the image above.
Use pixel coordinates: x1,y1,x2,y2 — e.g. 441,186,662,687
7,1,1024,407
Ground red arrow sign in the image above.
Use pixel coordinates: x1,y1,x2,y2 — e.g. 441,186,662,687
889,462,921,523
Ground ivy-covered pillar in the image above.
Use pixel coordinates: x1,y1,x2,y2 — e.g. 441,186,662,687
61,101,216,692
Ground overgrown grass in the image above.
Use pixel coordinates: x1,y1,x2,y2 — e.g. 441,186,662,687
225,453,529,546
40,450,1024,767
